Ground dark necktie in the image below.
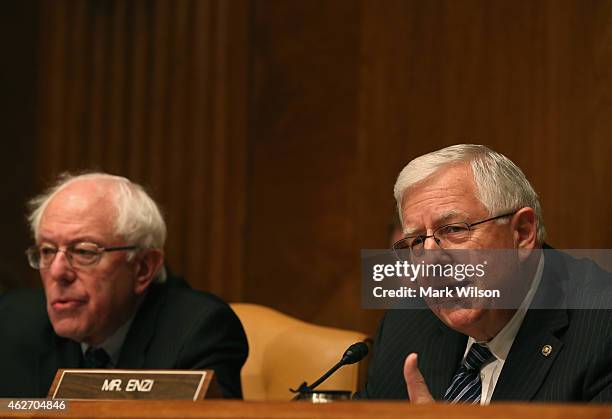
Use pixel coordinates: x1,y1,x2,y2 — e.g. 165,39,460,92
83,347,111,368
444,343,493,404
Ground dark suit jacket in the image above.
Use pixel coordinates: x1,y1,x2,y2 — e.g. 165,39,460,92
0,277,248,398
358,249,612,402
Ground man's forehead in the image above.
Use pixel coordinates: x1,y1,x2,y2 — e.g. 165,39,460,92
398,164,485,234
45,180,114,213
39,181,117,239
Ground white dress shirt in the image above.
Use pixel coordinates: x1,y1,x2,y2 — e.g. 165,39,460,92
463,253,544,405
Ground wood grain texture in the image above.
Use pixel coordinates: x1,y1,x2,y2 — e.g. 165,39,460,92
2,0,612,336
247,0,612,333
0,0,40,290
1,400,610,419
357,0,612,251
34,0,249,301
246,0,366,331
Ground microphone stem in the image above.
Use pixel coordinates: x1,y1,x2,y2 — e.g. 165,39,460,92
308,361,343,391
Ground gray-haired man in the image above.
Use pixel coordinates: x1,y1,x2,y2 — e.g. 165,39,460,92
0,173,248,398
360,144,612,403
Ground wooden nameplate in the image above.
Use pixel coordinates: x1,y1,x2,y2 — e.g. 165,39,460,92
48,369,220,400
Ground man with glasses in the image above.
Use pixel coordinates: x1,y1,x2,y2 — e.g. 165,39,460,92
0,173,248,398
358,144,612,403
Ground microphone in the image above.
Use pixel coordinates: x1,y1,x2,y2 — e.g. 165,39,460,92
340,341,369,365
290,342,369,398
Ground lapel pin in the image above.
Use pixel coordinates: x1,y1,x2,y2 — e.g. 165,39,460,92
541,345,553,357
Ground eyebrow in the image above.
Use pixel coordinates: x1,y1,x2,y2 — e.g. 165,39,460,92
403,210,470,236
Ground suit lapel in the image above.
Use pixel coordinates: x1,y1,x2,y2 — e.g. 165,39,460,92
493,248,569,401
117,281,167,368
492,309,566,401
37,332,82,397
421,319,467,400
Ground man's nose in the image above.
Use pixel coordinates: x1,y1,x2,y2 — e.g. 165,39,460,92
47,251,76,282
423,234,440,250
421,233,453,266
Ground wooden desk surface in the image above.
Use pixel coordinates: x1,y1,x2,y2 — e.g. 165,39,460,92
2,400,611,419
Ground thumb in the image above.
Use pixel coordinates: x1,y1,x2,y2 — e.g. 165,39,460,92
403,353,434,404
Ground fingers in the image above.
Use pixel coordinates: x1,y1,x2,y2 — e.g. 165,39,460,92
403,353,434,404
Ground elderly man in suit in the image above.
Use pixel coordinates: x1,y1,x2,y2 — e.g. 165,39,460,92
0,172,248,398
359,144,612,403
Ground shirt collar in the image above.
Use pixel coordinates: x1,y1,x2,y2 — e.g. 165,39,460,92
81,314,135,367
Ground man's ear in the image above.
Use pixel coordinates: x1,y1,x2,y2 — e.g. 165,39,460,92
512,207,538,259
133,249,164,295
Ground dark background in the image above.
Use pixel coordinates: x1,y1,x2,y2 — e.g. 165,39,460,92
2,0,611,335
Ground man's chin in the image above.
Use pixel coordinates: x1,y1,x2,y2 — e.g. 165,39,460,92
50,318,87,342
433,307,485,333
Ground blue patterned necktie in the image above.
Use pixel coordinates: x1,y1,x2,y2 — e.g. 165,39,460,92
444,343,493,404
83,347,111,368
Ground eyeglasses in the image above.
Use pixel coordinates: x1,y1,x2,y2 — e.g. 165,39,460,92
392,211,517,258
26,242,139,270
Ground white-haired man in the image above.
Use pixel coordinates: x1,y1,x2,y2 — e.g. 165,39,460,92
0,173,248,398
359,144,612,403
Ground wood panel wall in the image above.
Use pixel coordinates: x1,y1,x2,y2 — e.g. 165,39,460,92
2,0,612,334
0,1,40,290
356,0,612,251
34,0,249,300
246,0,367,332
247,0,612,333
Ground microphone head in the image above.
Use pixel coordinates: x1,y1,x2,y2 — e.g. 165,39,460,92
341,342,369,365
